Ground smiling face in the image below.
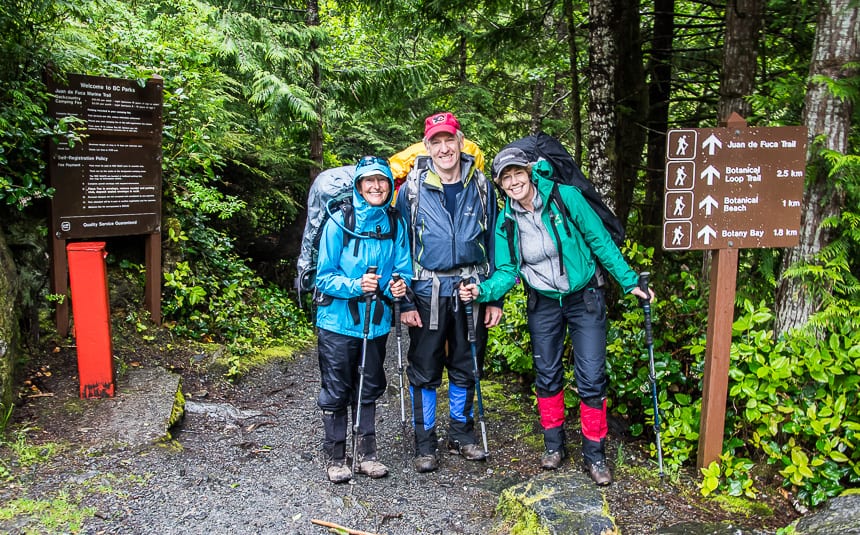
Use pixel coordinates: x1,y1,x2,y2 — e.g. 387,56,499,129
357,174,391,206
425,132,463,178
498,166,534,205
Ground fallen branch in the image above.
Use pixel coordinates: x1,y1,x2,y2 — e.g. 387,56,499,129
310,518,381,535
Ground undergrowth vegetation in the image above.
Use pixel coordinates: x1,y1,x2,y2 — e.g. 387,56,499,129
487,236,860,509
155,222,313,379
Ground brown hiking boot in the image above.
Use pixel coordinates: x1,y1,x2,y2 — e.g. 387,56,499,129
540,449,566,470
357,458,389,479
585,459,612,486
447,441,487,461
326,459,352,484
413,454,439,473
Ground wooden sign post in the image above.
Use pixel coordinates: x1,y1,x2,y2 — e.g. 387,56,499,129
663,113,807,468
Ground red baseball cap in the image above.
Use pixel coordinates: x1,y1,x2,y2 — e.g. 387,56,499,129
424,112,460,139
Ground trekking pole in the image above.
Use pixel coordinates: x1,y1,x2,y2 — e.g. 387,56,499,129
639,272,664,477
352,266,377,475
391,274,407,434
460,279,489,457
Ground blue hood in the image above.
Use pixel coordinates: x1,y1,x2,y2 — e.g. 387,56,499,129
352,160,395,228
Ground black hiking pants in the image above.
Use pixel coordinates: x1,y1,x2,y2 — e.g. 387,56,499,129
317,328,388,412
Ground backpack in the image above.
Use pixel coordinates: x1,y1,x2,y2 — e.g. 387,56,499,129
294,165,400,302
495,131,625,246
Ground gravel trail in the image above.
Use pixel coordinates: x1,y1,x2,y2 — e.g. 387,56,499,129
3,329,798,534
6,335,531,535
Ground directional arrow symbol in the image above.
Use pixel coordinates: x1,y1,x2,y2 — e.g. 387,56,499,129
699,195,719,216
697,225,717,245
702,134,722,155
700,165,720,186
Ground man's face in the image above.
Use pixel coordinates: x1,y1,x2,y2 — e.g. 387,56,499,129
425,132,462,175
357,175,391,206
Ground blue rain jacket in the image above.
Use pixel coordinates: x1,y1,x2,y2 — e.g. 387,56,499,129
314,172,413,339
396,153,499,303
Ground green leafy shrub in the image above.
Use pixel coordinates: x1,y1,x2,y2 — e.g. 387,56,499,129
701,453,758,499
486,282,532,375
688,300,860,506
607,261,706,470
158,222,313,364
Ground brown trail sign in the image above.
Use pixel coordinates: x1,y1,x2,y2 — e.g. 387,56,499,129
46,72,164,336
664,119,805,251
663,113,807,470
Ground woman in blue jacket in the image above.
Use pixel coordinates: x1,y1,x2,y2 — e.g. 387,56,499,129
460,147,653,486
315,156,413,483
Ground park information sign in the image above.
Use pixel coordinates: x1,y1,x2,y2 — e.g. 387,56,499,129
47,73,163,239
663,123,806,250
46,72,165,335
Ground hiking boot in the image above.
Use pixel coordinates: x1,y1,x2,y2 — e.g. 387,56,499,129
413,454,439,473
585,459,612,486
447,440,487,461
357,459,389,479
326,459,352,484
540,449,566,470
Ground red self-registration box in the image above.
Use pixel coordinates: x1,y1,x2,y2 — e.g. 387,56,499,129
66,241,115,398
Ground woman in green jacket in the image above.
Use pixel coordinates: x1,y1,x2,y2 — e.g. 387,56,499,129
460,147,653,486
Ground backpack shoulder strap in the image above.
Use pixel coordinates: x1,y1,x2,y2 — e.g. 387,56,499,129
385,205,400,241
403,160,426,259
339,200,356,248
546,183,570,276
501,215,516,265
548,182,572,236
413,155,431,172
474,170,490,229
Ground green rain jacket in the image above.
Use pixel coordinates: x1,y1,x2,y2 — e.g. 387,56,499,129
476,167,638,303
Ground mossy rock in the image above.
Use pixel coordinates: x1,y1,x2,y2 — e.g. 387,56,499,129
496,471,618,535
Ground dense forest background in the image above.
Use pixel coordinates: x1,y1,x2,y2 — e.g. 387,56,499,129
1,0,858,510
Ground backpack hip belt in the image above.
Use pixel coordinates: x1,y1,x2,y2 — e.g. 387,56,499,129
316,289,393,326
413,264,488,330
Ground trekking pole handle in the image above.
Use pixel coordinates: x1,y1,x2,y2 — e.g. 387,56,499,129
638,272,653,346
363,266,378,336
392,273,402,336
363,266,379,298
460,278,477,344
638,271,650,295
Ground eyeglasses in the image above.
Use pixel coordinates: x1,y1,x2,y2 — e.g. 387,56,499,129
356,155,389,169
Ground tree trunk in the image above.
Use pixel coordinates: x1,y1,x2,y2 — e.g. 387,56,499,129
613,0,647,228
718,0,763,122
775,0,859,335
642,0,674,254
0,229,20,410
702,0,763,285
307,0,323,182
459,34,468,82
587,0,619,205
530,78,545,133
564,0,584,161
